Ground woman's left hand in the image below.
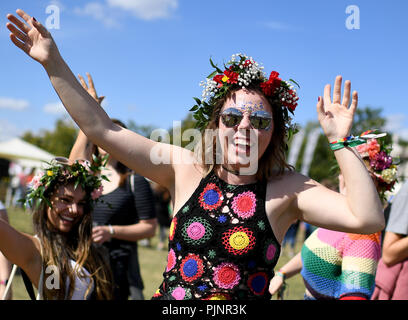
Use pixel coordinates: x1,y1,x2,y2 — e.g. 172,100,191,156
92,226,112,244
317,75,358,142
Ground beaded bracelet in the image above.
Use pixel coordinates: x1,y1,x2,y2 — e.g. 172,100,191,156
0,279,8,285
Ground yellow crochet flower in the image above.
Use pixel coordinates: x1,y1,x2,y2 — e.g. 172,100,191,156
229,231,250,250
47,170,53,176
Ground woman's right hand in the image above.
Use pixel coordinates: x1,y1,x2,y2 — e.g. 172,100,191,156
268,274,284,296
6,9,60,67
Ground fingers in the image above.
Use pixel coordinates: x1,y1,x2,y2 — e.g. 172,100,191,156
7,13,30,33
316,96,325,119
349,90,358,114
16,9,33,28
332,75,342,104
6,21,28,43
86,72,96,91
342,80,351,108
31,17,49,38
323,83,332,106
78,74,88,90
9,33,27,53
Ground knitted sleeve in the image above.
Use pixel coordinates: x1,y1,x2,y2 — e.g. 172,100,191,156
338,232,381,299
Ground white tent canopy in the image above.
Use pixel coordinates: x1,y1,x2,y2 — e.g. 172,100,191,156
0,137,55,168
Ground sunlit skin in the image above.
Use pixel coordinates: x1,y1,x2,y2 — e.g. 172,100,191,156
219,89,273,174
47,183,87,233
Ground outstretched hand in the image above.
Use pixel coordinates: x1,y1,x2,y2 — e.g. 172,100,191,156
78,73,105,105
317,76,358,142
6,9,60,66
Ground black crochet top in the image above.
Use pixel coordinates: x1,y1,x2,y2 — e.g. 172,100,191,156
152,170,281,300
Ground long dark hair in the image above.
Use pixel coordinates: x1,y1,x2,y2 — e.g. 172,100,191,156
32,181,113,300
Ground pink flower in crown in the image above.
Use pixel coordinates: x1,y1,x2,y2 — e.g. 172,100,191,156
30,172,44,190
91,185,104,200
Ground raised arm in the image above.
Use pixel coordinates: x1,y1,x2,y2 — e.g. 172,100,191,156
294,76,384,234
0,219,42,289
6,9,192,190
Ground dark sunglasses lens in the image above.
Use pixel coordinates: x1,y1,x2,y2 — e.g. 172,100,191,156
222,114,243,127
250,116,271,129
221,108,244,128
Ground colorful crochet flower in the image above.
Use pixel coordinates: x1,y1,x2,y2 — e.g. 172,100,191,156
247,272,268,296
199,183,223,211
222,226,256,255
213,262,241,289
170,286,192,300
166,248,176,272
264,240,277,264
180,254,204,282
169,217,177,241
181,217,213,245
231,191,256,219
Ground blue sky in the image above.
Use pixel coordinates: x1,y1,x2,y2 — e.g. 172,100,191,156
1,0,407,141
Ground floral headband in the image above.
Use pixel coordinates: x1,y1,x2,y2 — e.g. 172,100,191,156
190,53,300,135
21,155,108,210
355,132,398,201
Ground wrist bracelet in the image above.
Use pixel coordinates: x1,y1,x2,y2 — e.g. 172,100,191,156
108,224,115,236
276,270,286,280
0,279,8,285
329,130,387,151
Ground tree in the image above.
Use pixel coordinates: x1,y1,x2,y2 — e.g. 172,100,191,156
22,118,78,157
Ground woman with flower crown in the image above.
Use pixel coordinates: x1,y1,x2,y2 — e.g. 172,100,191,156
6,9,385,300
0,158,113,300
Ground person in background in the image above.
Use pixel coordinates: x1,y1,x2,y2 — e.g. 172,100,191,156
0,201,12,300
372,180,408,300
269,134,397,300
69,73,157,300
0,158,113,300
151,182,172,251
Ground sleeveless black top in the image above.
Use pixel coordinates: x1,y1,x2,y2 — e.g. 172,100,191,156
152,170,281,300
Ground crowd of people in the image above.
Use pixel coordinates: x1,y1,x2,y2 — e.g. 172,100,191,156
0,8,406,300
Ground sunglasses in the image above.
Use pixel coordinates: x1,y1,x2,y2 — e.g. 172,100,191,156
220,108,273,130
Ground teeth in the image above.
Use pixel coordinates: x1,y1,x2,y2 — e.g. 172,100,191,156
61,215,74,222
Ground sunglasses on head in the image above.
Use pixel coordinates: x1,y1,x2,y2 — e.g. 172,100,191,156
220,108,272,130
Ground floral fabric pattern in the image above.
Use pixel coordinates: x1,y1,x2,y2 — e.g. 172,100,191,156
152,171,281,300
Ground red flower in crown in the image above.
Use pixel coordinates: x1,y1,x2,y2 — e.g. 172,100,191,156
213,69,239,88
260,71,282,96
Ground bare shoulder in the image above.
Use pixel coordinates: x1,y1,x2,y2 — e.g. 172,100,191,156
266,170,319,198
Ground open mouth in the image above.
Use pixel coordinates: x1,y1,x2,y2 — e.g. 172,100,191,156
60,215,75,223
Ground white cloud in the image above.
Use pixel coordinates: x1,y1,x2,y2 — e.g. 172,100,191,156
74,2,120,28
0,97,29,111
107,0,178,20
43,101,67,115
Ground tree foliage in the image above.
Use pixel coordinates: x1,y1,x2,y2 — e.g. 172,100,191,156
22,118,77,157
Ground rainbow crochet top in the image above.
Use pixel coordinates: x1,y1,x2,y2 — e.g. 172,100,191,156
301,228,381,300
152,171,280,300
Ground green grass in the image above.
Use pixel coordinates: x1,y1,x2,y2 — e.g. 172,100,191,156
5,207,306,300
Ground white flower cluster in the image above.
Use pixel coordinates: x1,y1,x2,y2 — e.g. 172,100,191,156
277,82,299,105
199,53,266,101
200,77,218,100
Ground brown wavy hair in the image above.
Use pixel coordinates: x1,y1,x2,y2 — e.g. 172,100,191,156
32,181,113,300
197,87,294,181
